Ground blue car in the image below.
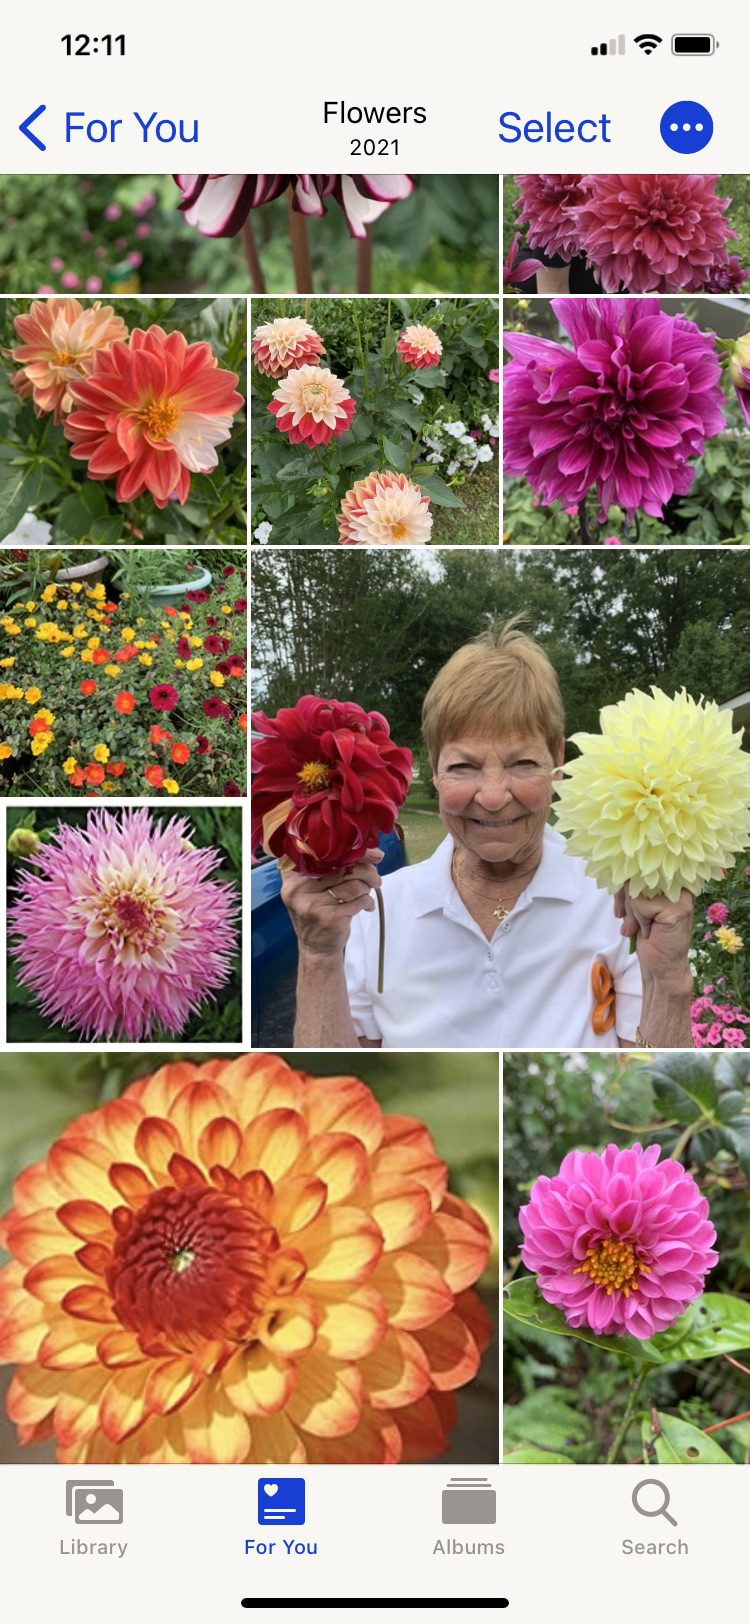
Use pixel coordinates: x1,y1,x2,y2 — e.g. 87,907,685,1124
251,827,408,1046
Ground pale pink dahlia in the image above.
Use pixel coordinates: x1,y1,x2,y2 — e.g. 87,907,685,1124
337,471,433,547
519,1144,718,1341
514,174,588,261
8,809,238,1042
503,298,725,522
571,174,737,294
396,325,442,369
268,366,356,448
174,175,414,240
252,317,325,379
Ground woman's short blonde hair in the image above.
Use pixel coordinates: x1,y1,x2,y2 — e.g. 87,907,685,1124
421,620,565,768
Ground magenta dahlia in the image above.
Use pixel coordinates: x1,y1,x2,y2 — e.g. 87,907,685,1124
514,174,588,261
503,298,725,522
519,1143,718,1341
174,174,414,239
571,174,737,293
8,809,238,1042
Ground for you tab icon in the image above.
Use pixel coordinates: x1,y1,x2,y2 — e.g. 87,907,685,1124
442,1477,496,1524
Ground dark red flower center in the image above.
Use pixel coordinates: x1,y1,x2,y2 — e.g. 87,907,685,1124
107,1186,281,1352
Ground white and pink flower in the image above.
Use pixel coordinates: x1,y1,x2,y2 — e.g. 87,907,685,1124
396,325,443,370
268,365,356,448
337,470,433,547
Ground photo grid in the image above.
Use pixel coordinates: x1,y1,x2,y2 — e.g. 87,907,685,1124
1,170,749,1481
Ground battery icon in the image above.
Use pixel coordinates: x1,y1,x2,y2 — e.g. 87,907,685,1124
671,34,717,54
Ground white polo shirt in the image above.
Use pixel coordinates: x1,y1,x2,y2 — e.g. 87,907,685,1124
345,827,642,1049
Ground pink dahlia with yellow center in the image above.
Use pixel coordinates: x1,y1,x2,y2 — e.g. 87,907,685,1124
337,471,433,547
268,365,356,448
0,1054,491,1464
64,326,244,508
396,325,443,370
252,318,326,379
11,298,129,423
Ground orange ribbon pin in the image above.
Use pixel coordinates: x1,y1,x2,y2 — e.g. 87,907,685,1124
591,960,616,1035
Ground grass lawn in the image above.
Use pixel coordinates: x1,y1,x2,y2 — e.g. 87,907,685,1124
431,463,499,545
399,806,445,865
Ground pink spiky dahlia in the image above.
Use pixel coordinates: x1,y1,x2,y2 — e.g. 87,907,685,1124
337,471,433,547
11,298,129,423
396,326,442,369
8,809,238,1042
514,174,588,261
252,317,325,378
268,366,356,448
519,1143,718,1340
503,298,725,522
174,174,414,240
571,174,737,294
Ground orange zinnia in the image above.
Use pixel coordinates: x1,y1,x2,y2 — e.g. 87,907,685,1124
28,718,52,737
91,649,111,666
107,762,126,777
171,742,190,765
149,724,172,745
85,764,106,785
79,680,97,697
114,692,136,715
144,765,165,787
0,1055,492,1465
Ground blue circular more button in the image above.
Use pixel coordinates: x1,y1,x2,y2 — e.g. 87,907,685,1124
660,100,713,154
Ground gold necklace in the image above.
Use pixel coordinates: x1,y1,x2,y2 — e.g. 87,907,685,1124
451,850,510,923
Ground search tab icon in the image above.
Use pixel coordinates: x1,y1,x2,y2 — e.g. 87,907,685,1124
632,1479,678,1527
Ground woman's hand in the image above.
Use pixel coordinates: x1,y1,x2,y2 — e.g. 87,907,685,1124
281,849,383,958
614,883,694,989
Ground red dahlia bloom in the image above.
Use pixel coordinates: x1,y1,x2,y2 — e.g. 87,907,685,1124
174,174,414,240
268,368,356,449
514,173,588,260
251,695,413,877
64,326,243,509
149,685,180,713
571,174,738,294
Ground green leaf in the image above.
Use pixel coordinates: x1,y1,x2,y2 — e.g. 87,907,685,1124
413,470,465,510
643,1412,733,1465
382,437,410,472
0,462,43,538
504,1280,750,1367
643,1053,720,1123
89,517,123,545
503,1386,590,1453
503,1446,574,1464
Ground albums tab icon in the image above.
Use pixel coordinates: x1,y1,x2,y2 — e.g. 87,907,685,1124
66,1480,124,1524
442,1477,496,1524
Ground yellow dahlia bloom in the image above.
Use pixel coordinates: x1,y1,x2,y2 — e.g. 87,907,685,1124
555,687,750,901
715,925,743,954
11,297,129,422
0,1055,491,1465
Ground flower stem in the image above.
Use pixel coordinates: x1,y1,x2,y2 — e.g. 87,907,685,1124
578,502,593,544
240,220,266,293
376,887,385,994
356,229,373,295
287,189,313,293
606,1366,647,1464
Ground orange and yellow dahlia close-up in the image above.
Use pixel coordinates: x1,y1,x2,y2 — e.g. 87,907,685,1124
11,297,129,422
0,1054,492,1465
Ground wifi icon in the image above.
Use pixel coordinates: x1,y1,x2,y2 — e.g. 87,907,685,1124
635,32,662,54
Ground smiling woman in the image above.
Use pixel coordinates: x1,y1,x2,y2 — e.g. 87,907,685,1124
279,622,697,1050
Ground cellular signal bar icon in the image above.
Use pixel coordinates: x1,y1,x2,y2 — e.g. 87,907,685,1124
591,35,625,56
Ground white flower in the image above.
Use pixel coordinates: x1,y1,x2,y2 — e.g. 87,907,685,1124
426,451,444,463
447,459,460,475
475,444,494,463
1,511,52,547
444,420,467,439
408,388,425,404
253,521,273,545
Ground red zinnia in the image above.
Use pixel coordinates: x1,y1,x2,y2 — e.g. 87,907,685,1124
79,679,97,696
223,781,242,796
149,724,172,745
222,565,236,577
149,684,180,712
233,599,247,613
251,695,413,876
91,649,111,666
114,691,136,715
171,742,190,765
176,636,192,658
64,326,243,509
186,589,210,604
202,697,226,719
196,735,212,754
144,765,165,787
203,635,223,654
107,761,126,777
85,764,106,785
28,718,51,737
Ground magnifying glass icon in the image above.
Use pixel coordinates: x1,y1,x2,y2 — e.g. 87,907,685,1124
632,1478,678,1527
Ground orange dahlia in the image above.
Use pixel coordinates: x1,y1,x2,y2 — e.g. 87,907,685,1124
0,1055,492,1464
64,326,244,508
11,297,128,423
